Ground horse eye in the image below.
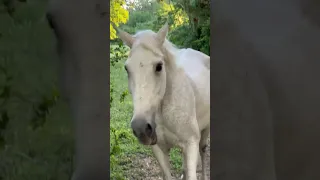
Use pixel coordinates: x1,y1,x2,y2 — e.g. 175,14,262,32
155,63,162,72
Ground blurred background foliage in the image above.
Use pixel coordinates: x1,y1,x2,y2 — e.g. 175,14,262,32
111,0,210,55
0,0,74,179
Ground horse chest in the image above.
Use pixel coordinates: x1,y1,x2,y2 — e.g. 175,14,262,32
155,113,198,148
195,98,210,130
155,124,183,148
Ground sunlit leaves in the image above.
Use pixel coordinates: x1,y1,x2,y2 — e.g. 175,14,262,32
110,0,129,40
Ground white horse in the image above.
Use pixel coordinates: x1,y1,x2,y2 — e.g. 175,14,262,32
115,23,210,180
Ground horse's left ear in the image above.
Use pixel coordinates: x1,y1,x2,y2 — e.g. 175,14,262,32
157,23,169,45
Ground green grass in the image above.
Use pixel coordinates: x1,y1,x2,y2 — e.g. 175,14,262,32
110,44,183,179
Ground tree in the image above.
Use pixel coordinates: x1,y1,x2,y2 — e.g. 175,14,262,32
110,0,129,39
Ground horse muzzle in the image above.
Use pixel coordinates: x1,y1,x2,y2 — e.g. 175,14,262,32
131,117,157,145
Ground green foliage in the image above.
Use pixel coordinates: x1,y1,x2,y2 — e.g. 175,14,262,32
125,10,154,27
29,87,60,130
110,44,129,66
166,0,210,55
114,0,210,56
152,1,174,30
186,18,210,55
168,24,193,47
121,10,155,34
110,43,129,109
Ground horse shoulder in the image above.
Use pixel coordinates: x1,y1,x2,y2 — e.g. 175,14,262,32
177,49,210,130
185,48,210,69
176,49,209,93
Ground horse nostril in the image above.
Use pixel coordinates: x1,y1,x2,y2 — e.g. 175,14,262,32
145,123,153,137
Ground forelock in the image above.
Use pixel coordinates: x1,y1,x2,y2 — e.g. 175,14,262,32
129,30,164,57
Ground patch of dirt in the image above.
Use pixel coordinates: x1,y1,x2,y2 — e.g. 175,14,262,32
127,137,210,180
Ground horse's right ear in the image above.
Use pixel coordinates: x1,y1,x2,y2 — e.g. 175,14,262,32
157,22,169,45
111,22,135,48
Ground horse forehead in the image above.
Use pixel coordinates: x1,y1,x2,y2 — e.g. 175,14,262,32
134,30,157,40
126,51,153,67
129,43,163,60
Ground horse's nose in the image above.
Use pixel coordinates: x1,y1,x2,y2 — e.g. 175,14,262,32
131,118,154,138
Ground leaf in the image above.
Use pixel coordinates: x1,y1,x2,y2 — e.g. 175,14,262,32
120,90,128,103
110,0,129,40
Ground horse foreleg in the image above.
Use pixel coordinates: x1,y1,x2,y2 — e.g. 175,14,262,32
180,152,201,180
197,151,202,172
152,144,172,180
199,128,210,180
183,138,200,180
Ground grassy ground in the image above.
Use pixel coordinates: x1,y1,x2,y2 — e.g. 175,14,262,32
110,44,184,179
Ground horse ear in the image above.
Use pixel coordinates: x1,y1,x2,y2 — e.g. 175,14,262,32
111,22,135,48
157,22,169,45
118,30,135,48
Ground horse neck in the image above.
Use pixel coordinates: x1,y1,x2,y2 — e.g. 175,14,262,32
159,50,196,126
162,47,188,103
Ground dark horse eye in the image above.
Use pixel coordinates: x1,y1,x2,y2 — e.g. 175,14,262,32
155,62,162,72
